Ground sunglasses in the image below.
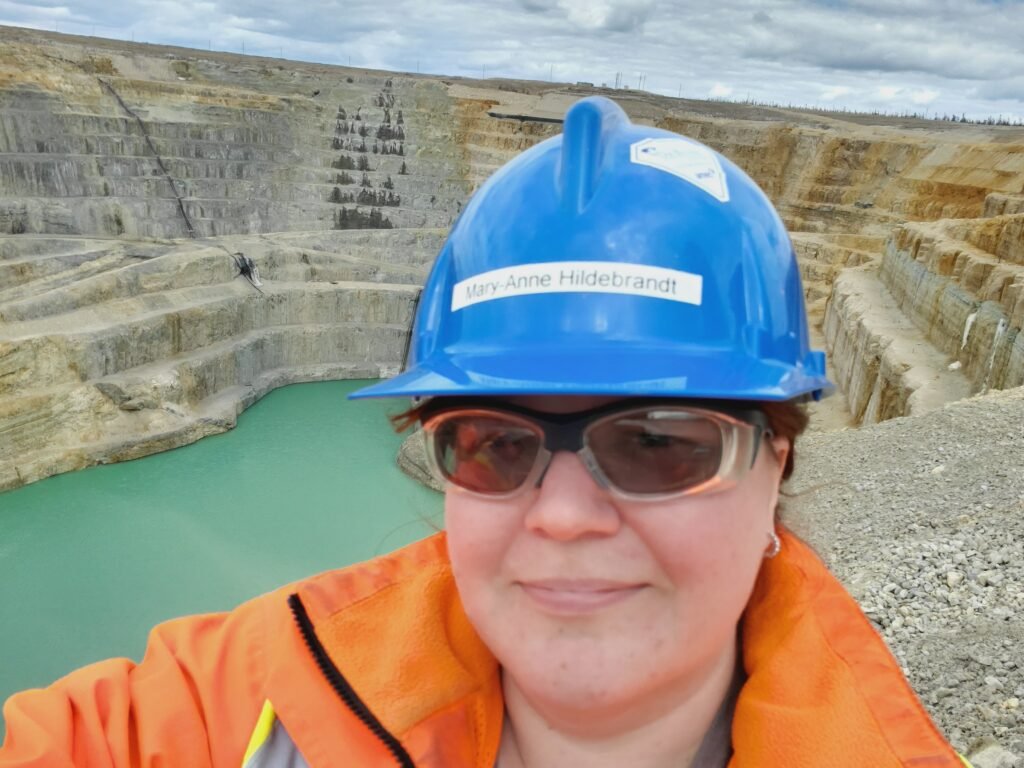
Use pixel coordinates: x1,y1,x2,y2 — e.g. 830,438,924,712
419,399,773,501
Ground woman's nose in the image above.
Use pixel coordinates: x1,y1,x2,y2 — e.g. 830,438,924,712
523,451,622,540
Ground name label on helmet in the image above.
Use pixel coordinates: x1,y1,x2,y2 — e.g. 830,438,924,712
630,138,730,203
451,261,703,311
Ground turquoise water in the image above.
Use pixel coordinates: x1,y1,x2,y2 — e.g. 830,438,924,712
0,380,441,724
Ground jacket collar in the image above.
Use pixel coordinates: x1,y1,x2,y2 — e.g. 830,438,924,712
735,529,959,767
269,534,502,767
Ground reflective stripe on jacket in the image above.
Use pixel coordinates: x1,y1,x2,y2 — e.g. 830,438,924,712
1,529,964,767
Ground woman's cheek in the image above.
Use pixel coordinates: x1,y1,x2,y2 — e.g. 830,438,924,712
632,493,770,594
445,493,519,588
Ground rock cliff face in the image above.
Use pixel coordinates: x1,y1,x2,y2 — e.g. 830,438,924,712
0,230,436,489
2,25,1024,491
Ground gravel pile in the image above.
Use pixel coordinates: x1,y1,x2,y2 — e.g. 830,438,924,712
787,385,1024,761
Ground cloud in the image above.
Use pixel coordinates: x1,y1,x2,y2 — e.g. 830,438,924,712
517,0,557,10
739,0,1024,81
709,82,734,98
909,88,939,106
599,0,656,32
557,0,655,32
821,85,852,100
974,76,1024,102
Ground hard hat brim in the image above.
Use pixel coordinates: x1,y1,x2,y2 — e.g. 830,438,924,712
349,348,831,402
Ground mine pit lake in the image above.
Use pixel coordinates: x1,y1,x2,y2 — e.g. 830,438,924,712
0,380,441,721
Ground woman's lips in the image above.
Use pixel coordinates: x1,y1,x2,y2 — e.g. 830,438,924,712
517,579,646,614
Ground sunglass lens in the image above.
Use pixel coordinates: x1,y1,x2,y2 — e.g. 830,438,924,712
588,410,724,495
431,413,542,494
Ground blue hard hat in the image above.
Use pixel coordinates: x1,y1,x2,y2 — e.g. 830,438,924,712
352,96,831,402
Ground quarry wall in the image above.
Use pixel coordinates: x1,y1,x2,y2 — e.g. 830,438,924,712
1,26,1024,490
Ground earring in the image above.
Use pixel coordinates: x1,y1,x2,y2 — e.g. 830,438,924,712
764,530,781,559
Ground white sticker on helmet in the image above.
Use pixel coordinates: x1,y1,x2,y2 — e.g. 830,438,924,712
629,138,730,202
451,261,702,311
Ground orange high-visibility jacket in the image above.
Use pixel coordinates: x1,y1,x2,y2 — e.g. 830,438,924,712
1,530,964,768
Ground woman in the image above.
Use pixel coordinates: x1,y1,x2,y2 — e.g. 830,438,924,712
0,97,965,767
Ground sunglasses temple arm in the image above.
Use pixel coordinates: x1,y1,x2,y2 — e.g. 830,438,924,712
749,425,764,469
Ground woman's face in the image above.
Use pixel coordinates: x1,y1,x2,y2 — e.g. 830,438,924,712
444,395,789,725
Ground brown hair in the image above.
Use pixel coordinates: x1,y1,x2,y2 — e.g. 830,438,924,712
389,401,429,434
758,400,809,481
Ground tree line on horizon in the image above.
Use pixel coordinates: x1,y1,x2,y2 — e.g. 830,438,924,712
711,95,1024,126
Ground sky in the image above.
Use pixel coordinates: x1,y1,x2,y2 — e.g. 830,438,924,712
3,0,1024,122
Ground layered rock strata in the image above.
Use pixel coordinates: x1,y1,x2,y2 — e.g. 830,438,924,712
2,26,1024,491
824,209,1024,423
0,230,439,490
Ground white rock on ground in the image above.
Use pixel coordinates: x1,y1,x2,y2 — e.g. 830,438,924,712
968,742,1022,768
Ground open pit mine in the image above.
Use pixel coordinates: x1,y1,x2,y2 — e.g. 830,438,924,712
1,24,1022,761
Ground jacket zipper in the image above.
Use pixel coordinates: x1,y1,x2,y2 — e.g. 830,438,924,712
288,593,416,768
